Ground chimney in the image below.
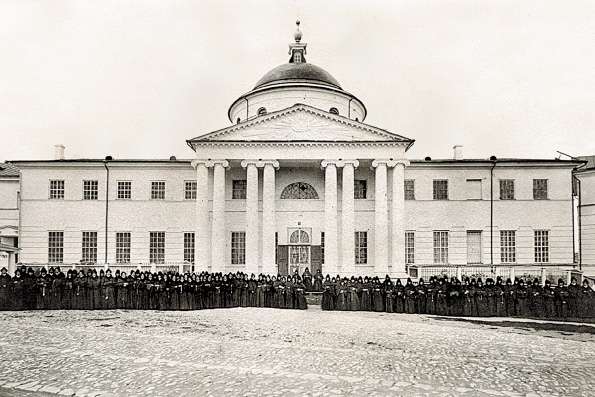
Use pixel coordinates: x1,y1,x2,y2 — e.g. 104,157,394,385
453,145,463,160
54,144,65,160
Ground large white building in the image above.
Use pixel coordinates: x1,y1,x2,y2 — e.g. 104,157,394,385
5,24,585,277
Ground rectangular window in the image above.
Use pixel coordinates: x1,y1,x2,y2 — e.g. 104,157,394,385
466,231,482,264
117,181,131,199
185,181,197,200
354,180,367,199
149,231,165,264
534,230,549,263
433,231,449,264
533,179,548,200
49,180,65,200
405,231,415,264
82,180,98,200
232,180,247,199
466,179,482,200
116,232,131,264
151,181,166,200
82,231,98,263
231,232,246,265
184,232,195,264
320,232,325,264
404,179,415,200
354,231,368,264
500,179,515,200
500,230,516,263
433,180,448,200
48,231,64,263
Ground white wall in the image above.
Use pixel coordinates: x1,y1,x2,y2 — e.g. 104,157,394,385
577,169,595,270
15,160,577,275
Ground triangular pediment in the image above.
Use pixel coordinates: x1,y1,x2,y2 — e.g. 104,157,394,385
188,104,413,144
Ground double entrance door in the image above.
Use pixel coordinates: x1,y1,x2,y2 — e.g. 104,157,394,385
288,228,310,275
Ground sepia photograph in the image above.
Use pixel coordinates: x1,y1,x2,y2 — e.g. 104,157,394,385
0,1,594,396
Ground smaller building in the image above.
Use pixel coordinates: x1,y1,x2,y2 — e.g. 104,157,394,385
576,156,595,277
0,162,20,272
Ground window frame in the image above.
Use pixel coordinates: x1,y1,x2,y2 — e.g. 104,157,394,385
533,179,548,200
466,179,482,200
115,232,131,264
354,231,368,265
149,231,166,264
231,231,246,265
81,231,98,263
184,180,197,200
500,230,516,264
534,230,549,263
404,179,415,200
82,180,98,200
183,232,195,264
48,231,64,263
433,180,448,200
499,179,515,200
405,231,415,264
466,230,482,264
151,181,166,200
117,181,132,200
49,180,65,200
354,179,367,199
232,179,247,200
433,231,449,264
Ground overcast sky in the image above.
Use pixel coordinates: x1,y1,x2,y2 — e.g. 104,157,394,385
1,0,594,161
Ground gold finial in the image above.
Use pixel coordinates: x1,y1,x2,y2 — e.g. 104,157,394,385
294,20,302,43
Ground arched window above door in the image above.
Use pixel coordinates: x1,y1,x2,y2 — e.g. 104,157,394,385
289,229,310,244
280,182,319,199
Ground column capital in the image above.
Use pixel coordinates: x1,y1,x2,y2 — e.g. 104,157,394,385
335,159,360,168
321,159,340,169
240,159,280,169
371,158,409,168
191,159,229,169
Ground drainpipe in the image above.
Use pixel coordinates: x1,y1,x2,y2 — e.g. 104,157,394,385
489,158,497,265
103,160,110,264
576,176,582,271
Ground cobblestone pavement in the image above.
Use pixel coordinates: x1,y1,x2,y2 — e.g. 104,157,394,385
0,308,594,396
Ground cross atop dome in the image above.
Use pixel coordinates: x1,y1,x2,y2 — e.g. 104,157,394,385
289,20,307,63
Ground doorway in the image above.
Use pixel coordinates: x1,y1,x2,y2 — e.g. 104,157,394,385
288,228,311,276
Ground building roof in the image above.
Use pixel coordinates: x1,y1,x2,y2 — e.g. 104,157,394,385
0,162,19,177
577,155,595,171
409,158,585,167
254,62,342,90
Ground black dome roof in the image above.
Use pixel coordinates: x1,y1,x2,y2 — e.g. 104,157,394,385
254,62,342,90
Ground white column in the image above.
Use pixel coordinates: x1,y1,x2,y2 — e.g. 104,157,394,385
391,160,409,277
372,160,390,276
338,160,359,276
241,160,259,275
191,160,211,271
261,160,279,275
321,160,339,275
210,160,229,273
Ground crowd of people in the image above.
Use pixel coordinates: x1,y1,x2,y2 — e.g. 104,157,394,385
320,275,595,319
1,266,594,319
0,267,308,311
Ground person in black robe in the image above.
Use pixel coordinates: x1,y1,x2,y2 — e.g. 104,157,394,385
239,274,249,307
462,278,475,317
115,272,128,309
425,278,437,315
404,278,417,314
36,268,52,310
514,279,529,317
542,280,556,318
294,278,308,310
394,279,405,313
567,278,580,318
554,279,569,319
579,279,594,318
360,276,372,311
527,278,542,318
11,269,24,311
0,267,12,310
349,277,360,311
321,275,334,311
23,268,37,310
313,269,323,292
435,278,449,316
302,268,313,292
335,279,349,311
102,269,116,309
494,278,506,317
503,278,516,317
61,270,74,310
384,276,395,313
474,279,489,317
248,274,257,307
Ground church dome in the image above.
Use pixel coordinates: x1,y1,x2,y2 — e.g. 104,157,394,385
254,62,342,90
